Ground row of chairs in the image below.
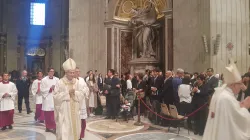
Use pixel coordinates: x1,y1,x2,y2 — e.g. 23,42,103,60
150,102,190,135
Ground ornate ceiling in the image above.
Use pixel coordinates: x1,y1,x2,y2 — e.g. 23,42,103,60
114,0,167,21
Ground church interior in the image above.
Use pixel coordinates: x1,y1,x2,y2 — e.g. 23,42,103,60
1,0,249,77
0,0,250,140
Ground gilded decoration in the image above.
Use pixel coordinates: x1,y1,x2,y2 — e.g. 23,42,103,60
114,0,167,21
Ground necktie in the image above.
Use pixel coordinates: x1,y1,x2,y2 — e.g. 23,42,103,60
37,82,41,93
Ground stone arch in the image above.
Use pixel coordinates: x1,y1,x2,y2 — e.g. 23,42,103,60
114,0,167,21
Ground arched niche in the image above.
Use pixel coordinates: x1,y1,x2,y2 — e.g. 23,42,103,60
114,0,167,21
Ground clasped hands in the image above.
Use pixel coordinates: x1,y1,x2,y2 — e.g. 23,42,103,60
69,89,75,98
192,87,199,93
240,97,250,109
2,93,11,98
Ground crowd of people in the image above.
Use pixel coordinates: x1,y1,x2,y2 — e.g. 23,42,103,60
1,58,250,140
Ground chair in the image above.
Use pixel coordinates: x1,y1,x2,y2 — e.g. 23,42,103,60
168,104,189,135
159,103,171,126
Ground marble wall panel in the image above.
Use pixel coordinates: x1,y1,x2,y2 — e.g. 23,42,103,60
120,31,132,74
107,28,112,70
173,0,210,73
210,0,250,74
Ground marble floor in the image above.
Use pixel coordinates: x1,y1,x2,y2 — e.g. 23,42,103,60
0,97,203,140
0,111,203,140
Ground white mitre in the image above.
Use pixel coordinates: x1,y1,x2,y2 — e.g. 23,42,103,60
223,58,241,84
62,58,76,71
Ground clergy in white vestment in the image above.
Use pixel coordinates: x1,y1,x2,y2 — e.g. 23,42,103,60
0,72,17,130
40,68,59,133
53,58,85,140
203,58,250,140
31,71,45,122
75,67,89,139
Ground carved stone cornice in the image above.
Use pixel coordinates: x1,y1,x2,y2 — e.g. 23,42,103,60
163,9,173,19
17,35,53,47
104,19,132,28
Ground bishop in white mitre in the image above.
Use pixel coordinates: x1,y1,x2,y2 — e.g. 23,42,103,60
54,58,85,140
40,68,59,133
203,58,250,140
75,67,89,139
31,71,45,122
0,72,17,130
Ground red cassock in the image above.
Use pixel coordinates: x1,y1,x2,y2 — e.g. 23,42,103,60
0,109,14,127
35,104,45,121
80,119,86,138
0,81,18,127
44,111,56,129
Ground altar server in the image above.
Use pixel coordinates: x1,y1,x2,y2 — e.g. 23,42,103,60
31,71,45,122
40,68,59,133
0,72,17,130
75,67,89,139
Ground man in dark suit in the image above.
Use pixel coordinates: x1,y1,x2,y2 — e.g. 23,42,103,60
163,71,174,105
150,68,164,102
132,72,138,89
104,69,121,119
205,68,218,104
16,70,32,114
191,74,209,136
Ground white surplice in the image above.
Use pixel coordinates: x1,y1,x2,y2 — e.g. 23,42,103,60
203,86,250,140
78,77,89,119
31,79,42,104
53,77,84,140
0,82,18,111
40,76,59,111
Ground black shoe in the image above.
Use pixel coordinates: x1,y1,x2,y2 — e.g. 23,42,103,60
27,110,33,114
34,116,37,121
8,125,13,129
19,111,22,113
1,126,7,131
105,116,111,119
39,120,44,123
45,128,50,132
194,131,198,135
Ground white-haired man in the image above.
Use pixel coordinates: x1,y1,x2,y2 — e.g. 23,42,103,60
172,68,184,106
75,67,89,139
53,58,85,140
203,59,250,140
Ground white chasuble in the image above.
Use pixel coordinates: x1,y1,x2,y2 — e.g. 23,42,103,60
203,87,250,140
40,76,59,111
78,77,89,119
53,77,84,140
31,79,43,104
0,82,17,111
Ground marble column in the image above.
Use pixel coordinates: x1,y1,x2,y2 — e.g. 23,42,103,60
0,33,7,73
69,0,106,75
69,0,90,74
104,20,132,75
163,8,173,71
